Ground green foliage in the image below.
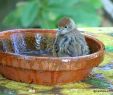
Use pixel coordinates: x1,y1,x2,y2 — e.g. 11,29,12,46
3,0,103,28
105,46,113,52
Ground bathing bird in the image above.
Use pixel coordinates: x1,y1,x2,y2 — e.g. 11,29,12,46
53,17,90,57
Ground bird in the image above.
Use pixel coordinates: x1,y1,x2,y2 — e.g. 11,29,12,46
53,17,90,57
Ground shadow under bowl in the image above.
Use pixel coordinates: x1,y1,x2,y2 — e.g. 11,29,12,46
0,29,104,85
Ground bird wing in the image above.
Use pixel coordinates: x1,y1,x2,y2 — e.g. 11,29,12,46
64,37,82,57
58,35,82,57
74,32,90,55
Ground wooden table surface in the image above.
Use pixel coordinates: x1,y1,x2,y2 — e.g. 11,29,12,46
0,28,113,95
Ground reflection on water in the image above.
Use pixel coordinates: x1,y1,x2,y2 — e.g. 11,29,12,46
21,50,50,56
0,32,54,56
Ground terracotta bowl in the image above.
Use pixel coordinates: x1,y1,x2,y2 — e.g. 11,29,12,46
0,29,104,85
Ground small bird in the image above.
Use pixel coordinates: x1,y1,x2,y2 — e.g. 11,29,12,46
53,17,90,57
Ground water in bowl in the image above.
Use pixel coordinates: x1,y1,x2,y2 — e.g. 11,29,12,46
0,32,54,57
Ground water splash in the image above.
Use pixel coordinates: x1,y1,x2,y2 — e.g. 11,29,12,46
35,33,43,50
11,33,27,54
21,50,49,56
0,33,53,56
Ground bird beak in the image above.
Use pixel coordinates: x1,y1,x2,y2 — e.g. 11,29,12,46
57,28,61,33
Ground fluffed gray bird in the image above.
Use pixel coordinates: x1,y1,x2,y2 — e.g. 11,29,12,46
53,17,90,57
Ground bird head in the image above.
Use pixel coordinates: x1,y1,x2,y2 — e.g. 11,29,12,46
57,17,76,35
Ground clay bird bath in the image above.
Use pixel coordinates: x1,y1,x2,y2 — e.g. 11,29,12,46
0,29,104,85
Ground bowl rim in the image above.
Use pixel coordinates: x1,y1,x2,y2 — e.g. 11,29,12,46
0,29,105,60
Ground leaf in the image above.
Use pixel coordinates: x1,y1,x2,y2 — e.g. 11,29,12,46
19,1,39,27
86,0,103,9
40,17,56,29
72,11,102,27
49,0,79,7
3,1,40,28
47,0,102,27
46,9,101,27
3,10,22,28
40,10,60,28
3,0,103,28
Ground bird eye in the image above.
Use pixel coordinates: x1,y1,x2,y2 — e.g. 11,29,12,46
64,26,67,28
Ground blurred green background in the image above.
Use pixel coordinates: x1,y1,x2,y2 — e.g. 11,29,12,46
0,0,113,30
